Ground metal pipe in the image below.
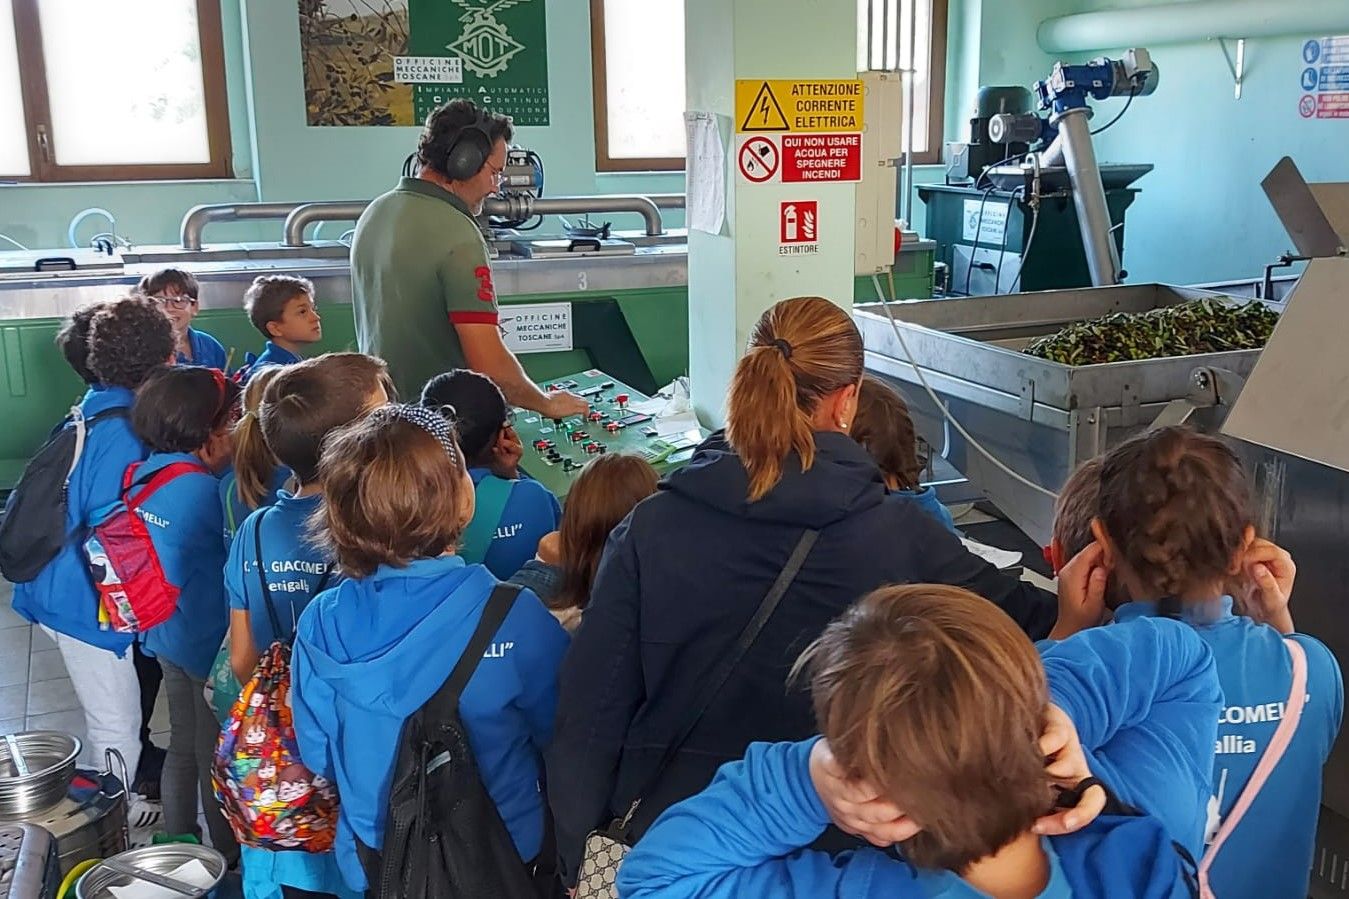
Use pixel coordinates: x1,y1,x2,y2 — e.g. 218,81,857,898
647,194,686,210
492,195,665,236
180,202,305,250
1040,133,1065,169
1056,108,1120,286
1040,0,1349,53
282,201,371,247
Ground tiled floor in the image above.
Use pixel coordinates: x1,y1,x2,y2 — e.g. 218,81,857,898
0,578,169,763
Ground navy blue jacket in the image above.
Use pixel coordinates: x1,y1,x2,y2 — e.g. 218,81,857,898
547,431,1056,884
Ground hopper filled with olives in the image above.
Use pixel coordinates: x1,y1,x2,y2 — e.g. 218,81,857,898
1022,299,1279,366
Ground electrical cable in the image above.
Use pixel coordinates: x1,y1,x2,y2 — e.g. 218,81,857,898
1007,201,1040,295
975,149,1030,191
963,186,996,296
1091,85,1137,136
873,272,1059,501
992,187,1023,294
0,234,28,251
401,152,418,178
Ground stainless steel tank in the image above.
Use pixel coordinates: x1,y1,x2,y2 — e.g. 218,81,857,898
856,284,1277,544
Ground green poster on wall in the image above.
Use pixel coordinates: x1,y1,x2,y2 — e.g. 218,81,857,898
410,0,550,126
298,0,548,127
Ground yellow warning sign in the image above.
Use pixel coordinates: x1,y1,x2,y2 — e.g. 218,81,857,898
735,79,865,133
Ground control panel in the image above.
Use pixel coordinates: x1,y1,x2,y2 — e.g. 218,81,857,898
513,370,706,500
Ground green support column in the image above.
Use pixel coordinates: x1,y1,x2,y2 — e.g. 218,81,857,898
685,0,861,426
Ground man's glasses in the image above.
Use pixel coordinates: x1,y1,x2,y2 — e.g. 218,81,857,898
485,158,505,184
151,293,198,311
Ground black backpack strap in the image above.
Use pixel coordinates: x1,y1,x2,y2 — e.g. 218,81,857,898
86,406,130,425
622,528,819,825
423,584,522,719
251,507,285,643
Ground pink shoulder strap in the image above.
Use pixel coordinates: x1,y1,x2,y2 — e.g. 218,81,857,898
1198,638,1308,898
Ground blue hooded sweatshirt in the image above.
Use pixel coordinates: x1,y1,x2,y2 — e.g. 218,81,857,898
136,452,229,679
12,386,146,654
469,467,562,579
177,327,228,370
1114,598,1343,898
896,485,958,535
290,557,570,891
619,618,1220,899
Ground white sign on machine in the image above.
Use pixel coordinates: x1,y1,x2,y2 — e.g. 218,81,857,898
962,198,1009,245
500,303,572,354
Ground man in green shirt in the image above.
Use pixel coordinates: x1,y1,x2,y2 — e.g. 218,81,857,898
352,99,587,419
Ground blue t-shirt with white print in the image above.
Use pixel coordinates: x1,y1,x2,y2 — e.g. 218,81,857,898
219,464,293,546
136,452,229,679
469,468,561,580
226,491,337,651
1113,598,1344,899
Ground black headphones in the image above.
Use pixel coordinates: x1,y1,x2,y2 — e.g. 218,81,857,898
443,113,495,182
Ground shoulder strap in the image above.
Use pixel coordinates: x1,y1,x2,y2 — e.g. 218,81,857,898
626,529,819,821
121,461,208,510
85,407,130,426
459,475,515,565
1198,638,1308,896
64,407,88,487
423,584,522,719
251,507,285,643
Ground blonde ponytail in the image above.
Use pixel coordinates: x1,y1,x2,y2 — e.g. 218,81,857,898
231,366,284,509
725,297,864,502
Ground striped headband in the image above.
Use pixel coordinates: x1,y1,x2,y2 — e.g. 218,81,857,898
367,403,460,467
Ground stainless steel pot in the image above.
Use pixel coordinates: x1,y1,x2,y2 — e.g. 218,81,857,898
76,845,225,899
0,732,81,816
0,749,129,877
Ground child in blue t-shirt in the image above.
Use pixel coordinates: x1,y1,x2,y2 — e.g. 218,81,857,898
219,365,290,544
619,584,1219,899
225,353,390,899
290,404,569,893
129,366,241,863
851,376,957,535
421,370,561,578
1048,426,1344,899
137,269,228,369
238,275,324,383
13,297,175,828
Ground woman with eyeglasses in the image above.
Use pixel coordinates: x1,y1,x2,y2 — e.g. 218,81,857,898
349,98,586,421
137,268,228,370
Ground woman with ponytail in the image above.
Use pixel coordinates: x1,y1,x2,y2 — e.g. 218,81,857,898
219,366,288,542
548,297,1060,889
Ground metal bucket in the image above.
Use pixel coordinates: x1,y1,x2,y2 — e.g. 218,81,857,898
76,844,226,899
0,731,82,816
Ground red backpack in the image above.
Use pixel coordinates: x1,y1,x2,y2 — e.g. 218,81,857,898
84,460,207,633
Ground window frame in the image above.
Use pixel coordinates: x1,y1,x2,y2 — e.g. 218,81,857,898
911,0,947,167
6,0,232,183
589,0,683,174
589,0,949,173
